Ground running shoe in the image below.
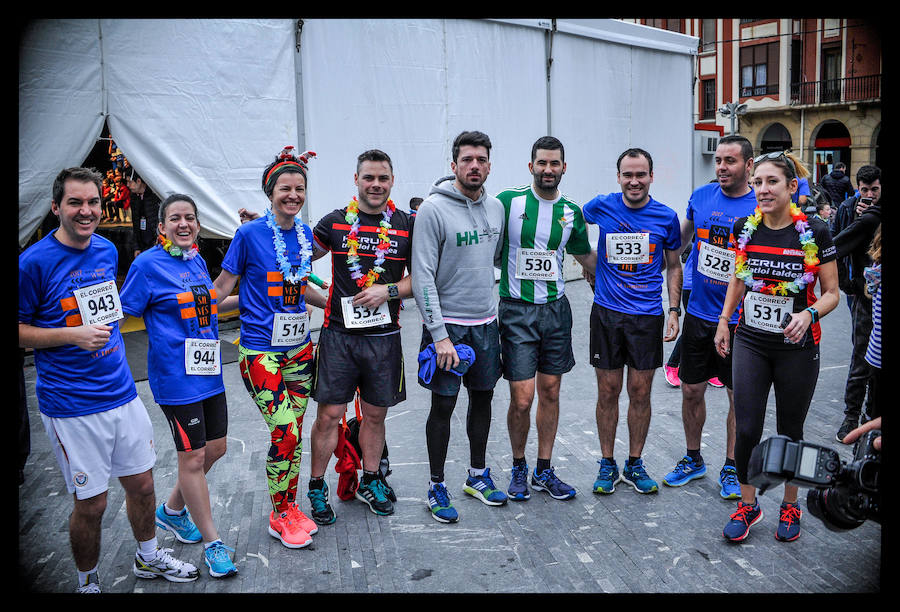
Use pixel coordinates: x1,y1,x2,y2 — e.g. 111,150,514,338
531,467,576,500
133,547,200,582
507,463,531,501
287,501,319,535
775,501,802,542
75,572,101,593
204,541,238,578
664,365,681,388
592,458,620,495
356,478,394,516
462,468,508,506
663,455,707,487
718,465,741,499
723,501,763,542
154,503,202,544
427,482,459,523
836,415,859,443
268,509,312,549
307,483,336,525
379,472,397,502
621,458,659,494
707,377,724,388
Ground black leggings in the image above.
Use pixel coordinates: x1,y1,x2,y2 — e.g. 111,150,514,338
425,389,493,482
732,333,820,483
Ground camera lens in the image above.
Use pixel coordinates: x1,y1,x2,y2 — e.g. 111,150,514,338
806,487,866,530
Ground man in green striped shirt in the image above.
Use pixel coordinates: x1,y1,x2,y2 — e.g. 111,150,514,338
496,136,596,502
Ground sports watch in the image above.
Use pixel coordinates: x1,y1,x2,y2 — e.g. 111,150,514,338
387,283,399,300
668,307,682,316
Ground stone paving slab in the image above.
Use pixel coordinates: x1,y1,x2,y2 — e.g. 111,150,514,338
18,279,882,594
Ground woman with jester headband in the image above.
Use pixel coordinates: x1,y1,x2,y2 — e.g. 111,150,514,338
120,194,239,578
214,146,325,550
714,151,840,544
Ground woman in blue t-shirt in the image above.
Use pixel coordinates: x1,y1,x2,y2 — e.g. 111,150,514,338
120,193,239,578
213,147,325,550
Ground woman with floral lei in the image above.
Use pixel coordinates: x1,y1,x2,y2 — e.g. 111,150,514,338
214,146,326,550
120,194,240,577
713,151,839,544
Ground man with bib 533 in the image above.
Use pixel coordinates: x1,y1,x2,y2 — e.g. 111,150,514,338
582,148,682,496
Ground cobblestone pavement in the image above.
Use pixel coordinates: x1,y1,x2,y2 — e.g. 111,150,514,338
18,279,882,594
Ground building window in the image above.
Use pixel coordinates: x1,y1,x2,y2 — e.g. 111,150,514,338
644,19,683,32
702,79,716,120
740,42,779,96
701,19,716,52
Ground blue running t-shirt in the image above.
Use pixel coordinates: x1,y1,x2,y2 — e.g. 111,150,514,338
220,216,313,352
18,231,137,417
582,192,681,316
120,246,225,405
685,183,758,323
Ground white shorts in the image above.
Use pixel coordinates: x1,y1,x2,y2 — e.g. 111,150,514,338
41,397,157,500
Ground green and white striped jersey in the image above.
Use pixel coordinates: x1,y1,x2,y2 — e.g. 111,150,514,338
497,185,590,304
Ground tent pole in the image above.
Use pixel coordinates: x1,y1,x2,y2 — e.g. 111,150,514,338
294,19,309,225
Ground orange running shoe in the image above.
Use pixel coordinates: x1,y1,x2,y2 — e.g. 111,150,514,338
287,502,318,536
268,509,312,549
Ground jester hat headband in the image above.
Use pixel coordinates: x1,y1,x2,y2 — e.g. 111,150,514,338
262,146,317,196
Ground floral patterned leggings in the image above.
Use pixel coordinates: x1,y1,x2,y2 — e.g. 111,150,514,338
238,341,313,514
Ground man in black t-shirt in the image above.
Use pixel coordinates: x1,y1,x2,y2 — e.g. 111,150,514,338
306,150,413,523
126,168,161,257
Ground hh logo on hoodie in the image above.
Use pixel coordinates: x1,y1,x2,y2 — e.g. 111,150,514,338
456,227,498,247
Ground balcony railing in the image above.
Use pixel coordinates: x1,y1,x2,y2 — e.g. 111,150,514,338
790,74,881,105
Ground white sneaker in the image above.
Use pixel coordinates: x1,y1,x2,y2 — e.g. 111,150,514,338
75,572,101,593
133,547,200,582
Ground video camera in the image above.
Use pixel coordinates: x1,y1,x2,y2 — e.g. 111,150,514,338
747,431,881,530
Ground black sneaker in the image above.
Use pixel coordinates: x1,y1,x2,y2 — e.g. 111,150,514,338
356,479,394,515
836,416,858,442
378,471,397,502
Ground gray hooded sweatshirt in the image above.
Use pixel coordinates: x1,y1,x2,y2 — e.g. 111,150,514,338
412,175,505,343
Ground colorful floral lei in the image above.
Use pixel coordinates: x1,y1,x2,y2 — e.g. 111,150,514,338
345,196,396,288
734,204,819,295
158,234,199,260
265,209,312,284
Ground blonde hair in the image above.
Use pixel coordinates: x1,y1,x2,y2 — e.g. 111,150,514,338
868,225,881,265
783,152,810,179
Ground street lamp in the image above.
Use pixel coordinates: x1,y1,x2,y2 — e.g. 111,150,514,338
718,102,748,135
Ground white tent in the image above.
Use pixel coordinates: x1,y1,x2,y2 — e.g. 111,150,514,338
19,18,698,278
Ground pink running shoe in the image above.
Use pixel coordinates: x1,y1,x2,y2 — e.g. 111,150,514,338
664,365,681,388
708,377,724,388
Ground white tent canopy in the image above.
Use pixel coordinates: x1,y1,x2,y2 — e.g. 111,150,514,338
19,18,698,264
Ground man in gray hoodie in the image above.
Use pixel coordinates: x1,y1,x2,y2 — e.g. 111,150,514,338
412,130,507,523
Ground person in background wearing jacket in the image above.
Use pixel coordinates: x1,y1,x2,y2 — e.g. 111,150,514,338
412,130,507,524
821,162,855,210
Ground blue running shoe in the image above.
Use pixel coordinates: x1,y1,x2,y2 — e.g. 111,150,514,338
775,502,802,542
621,458,659,494
427,483,459,523
592,458,620,494
531,467,576,500
307,483,336,525
507,463,531,501
463,468,508,506
723,501,763,542
155,503,202,544
662,456,707,487
719,465,741,499
204,541,238,578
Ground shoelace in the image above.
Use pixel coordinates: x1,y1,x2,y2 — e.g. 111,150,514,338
628,461,649,479
308,488,329,512
153,547,192,571
511,465,528,486
729,503,758,523
721,468,739,486
207,542,235,563
431,484,451,506
537,468,562,486
596,461,616,479
367,479,389,502
780,504,802,526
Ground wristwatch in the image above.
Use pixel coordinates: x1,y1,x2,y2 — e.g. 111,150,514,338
804,306,819,324
668,307,682,316
387,283,399,300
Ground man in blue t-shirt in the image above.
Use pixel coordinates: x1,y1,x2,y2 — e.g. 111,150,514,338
582,148,682,496
19,168,199,592
660,135,758,500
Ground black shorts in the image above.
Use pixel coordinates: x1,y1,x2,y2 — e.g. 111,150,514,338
678,313,736,388
159,391,228,452
499,296,575,380
312,326,406,408
418,321,502,397
589,303,663,370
